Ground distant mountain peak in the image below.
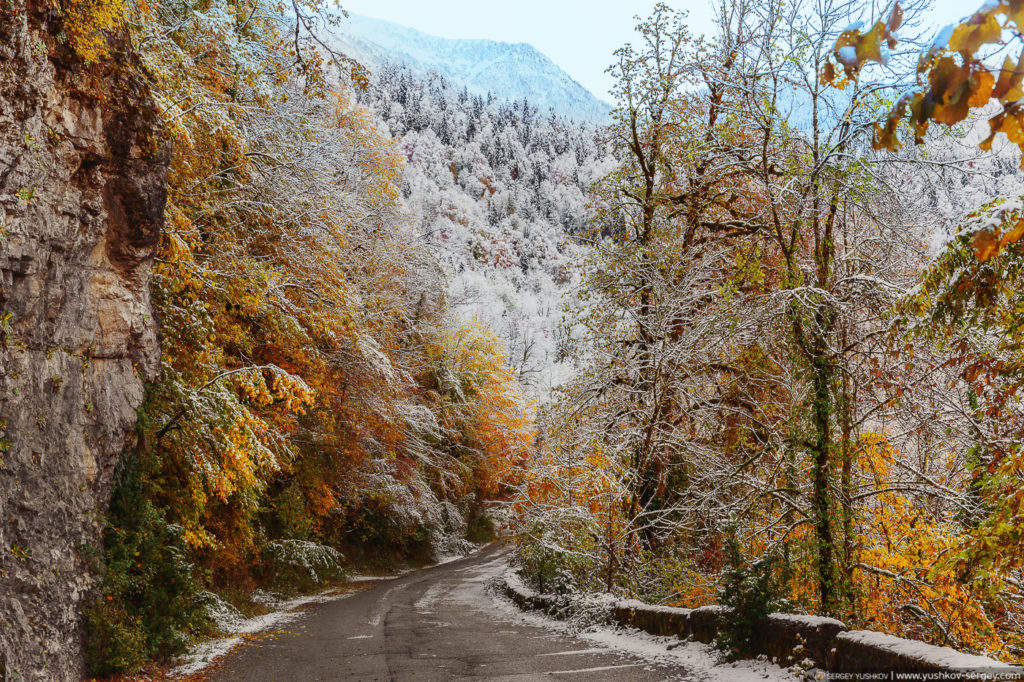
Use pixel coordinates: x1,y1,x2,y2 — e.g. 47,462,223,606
332,13,612,123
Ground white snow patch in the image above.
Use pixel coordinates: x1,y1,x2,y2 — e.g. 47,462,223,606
201,591,246,632
538,648,618,656
170,589,352,677
931,24,954,52
550,663,643,674
615,599,692,616
368,582,410,627
557,622,798,682
414,582,446,612
502,569,531,594
837,45,857,66
450,553,799,682
768,612,847,628
335,13,613,122
434,550,473,566
346,572,407,582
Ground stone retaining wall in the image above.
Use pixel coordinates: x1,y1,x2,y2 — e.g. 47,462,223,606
500,574,1023,681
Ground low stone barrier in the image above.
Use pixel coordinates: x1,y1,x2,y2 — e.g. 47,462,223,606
501,573,557,614
500,572,1023,681
833,630,1022,678
613,599,727,643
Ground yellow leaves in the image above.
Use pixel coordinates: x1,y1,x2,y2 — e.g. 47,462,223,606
60,0,132,62
968,70,996,108
182,528,212,549
853,22,886,63
840,2,1024,157
233,366,314,412
972,228,1004,262
130,0,530,588
886,2,904,42
979,102,1024,163
821,62,840,89
979,217,1024,260
161,232,197,277
991,50,1024,102
849,435,1011,657
269,370,315,413
919,57,995,126
330,91,405,203
948,9,1003,55
872,93,911,151
871,57,1003,151
859,432,893,479
236,371,273,406
665,570,718,609
966,201,1024,262
823,5,902,83
428,320,536,495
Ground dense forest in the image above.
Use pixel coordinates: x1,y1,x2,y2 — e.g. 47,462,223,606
512,0,1024,665
22,0,539,674
4,0,1024,677
354,64,615,392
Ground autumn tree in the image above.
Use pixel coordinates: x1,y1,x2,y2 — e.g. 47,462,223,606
85,0,534,672
531,4,758,589
518,0,944,621
830,0,1024,647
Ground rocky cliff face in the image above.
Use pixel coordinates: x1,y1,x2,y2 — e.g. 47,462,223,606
0,3,165,680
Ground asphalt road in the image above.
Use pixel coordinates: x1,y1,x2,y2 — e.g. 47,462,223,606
206,544,697,681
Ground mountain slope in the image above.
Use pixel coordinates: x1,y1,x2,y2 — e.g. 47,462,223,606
354,63,617,394
335,13,612,123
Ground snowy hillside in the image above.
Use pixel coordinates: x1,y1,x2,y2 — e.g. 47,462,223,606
356,64,617,395
335,13,612,123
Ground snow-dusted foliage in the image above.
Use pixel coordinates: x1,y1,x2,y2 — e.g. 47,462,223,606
900,107,1024,251
356,64,617,394
200,591,246,632
264,540,346,586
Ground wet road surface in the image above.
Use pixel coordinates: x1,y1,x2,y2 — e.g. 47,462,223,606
207,544,698,681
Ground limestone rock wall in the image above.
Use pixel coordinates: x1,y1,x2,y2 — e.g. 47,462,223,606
0,3,165,680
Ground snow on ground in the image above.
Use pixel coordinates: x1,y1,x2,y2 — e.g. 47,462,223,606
346,572,410,582
170,589,354,677
172,547,484,677
433,550,474,566
566,623,800,682
453,552,800,682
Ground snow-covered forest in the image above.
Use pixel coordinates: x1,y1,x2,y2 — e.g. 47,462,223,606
510,2,1024,666
6,0,1024,677
355,64,616,392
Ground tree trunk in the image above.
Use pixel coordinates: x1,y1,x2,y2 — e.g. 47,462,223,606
810,325,836,614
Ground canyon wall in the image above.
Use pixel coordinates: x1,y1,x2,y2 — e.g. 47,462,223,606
0,3,165,679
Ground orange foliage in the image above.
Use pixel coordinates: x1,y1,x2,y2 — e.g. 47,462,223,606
849,435,1015,658
127,0,531,580
58,0,131,62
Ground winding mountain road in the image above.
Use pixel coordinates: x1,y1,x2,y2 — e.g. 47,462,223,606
206,544,699,681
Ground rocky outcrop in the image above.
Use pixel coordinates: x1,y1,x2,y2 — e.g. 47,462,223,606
0,3,165,680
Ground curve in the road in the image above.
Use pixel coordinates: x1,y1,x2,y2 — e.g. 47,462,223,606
202,544,696,681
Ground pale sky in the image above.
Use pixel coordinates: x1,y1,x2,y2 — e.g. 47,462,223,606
338,0,973,102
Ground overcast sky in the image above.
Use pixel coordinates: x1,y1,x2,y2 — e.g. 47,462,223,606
338,0,975,101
